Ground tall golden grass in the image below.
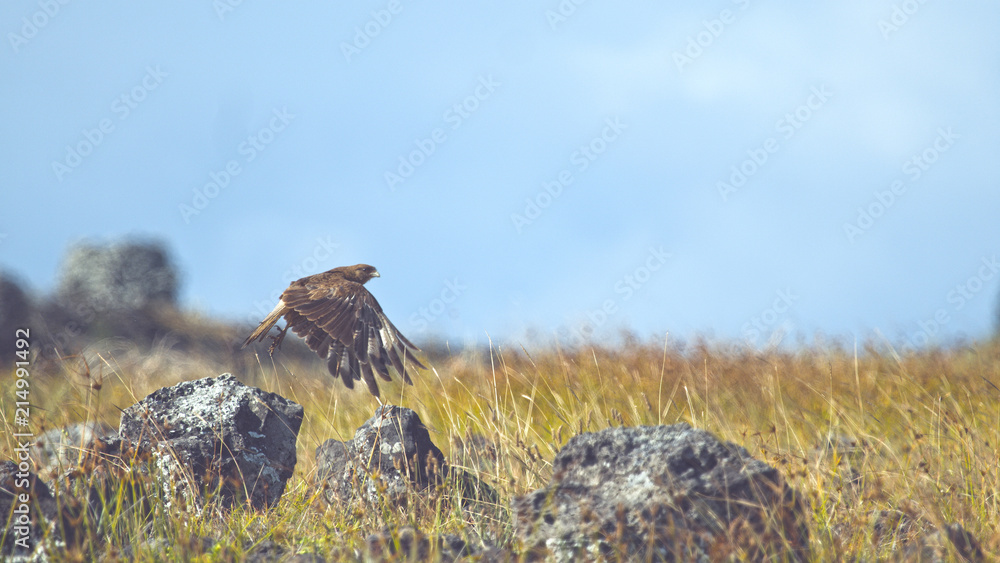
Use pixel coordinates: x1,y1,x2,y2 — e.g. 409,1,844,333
3,332,998,561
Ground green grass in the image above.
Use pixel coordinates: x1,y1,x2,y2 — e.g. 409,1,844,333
3,332,1000,561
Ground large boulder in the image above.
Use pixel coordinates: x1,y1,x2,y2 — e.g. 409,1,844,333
512,423,809,561
117,373,303,511
56,240,178,315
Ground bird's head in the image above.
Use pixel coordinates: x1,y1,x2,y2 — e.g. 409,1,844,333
342,263,380,284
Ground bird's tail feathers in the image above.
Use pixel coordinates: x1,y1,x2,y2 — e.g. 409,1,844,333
241,301,286,349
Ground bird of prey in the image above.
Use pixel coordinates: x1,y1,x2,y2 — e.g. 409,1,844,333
241,264,425,397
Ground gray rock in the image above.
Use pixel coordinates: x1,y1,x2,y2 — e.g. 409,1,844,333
245,539,327,563
945,522,984,562
841,510,984,563
512,423,808,562
363,526,514,562
898,522,985,563
314,439,351,503
117,373,303,511
365,526,515,562
365,526,472,562
30,421,115,476
316,406,507,554
0,460,86,560
315,405,447,506
57,239,178,314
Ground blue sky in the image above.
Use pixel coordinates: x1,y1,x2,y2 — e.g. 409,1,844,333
2,1,998,349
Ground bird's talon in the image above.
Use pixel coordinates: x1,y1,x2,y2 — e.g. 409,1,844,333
268,326,289,356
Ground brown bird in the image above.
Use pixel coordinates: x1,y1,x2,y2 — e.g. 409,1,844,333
241,264,425,397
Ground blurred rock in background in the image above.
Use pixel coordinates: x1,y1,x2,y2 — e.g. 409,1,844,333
31,239,184,362
57,240,178,314
4,237,318,381
0,271,34,363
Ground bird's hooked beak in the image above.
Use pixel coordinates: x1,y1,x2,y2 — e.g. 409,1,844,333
371,270,380,278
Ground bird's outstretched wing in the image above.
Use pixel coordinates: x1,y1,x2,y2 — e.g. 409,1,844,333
279,280,425,397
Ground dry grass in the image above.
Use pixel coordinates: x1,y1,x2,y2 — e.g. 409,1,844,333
3,331,1000,561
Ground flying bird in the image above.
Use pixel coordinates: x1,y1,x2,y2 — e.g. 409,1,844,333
242,264,425,397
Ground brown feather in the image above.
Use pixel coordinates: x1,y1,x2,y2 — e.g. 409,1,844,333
241,301,286,348
241,264,424,398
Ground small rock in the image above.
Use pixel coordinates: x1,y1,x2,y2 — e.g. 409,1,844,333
30,421,115,476
945,522,984,562
316,405,447,506
244,539,327,562
365,526,472,562
315,405,506,550
0,460,87,560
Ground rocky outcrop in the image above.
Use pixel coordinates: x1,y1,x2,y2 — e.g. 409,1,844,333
56,240,178,314
116,373,303,511
513,422,809,561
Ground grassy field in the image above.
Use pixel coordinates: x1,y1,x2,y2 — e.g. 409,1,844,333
3,330,999,561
